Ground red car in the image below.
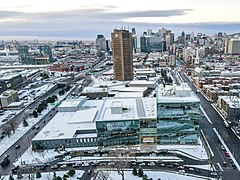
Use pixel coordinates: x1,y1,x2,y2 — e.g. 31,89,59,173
225,152,230,157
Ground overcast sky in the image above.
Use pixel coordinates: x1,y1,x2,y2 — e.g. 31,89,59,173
1,0,240,40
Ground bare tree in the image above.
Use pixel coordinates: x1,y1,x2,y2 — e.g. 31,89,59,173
96,170,111,180
3,125,12,138
110,148,129,180
9,120,17,133
115,157,128,180
25,168,35,180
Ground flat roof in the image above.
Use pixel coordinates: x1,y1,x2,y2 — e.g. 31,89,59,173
117,87,147,92
114,92,143,98
33,97,157,141
8,101,24,106
157,84,200,103
33,111,97,141
82,87,108,93
97,97,156,122
130,80,156,85
58,97,85,108
68,109,98,124
58,101,80,108
219,96,240,108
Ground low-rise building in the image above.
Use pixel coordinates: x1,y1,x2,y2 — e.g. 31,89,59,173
218,96,240,122
81,87,109,99
0,90,19,108
58,97,87,112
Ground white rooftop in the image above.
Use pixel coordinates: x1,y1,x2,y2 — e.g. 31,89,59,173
58,100,80,108
58,97,86,108
157,84,200,103
33,111,97,141
97,98,157,121
68,109,98,124
219,96,240,108
114,92,143,98
130,80,156,85
34,96,157,141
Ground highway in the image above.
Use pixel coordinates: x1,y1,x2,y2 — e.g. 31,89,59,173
179,71,240,179
0,107,58,175
0,84,82,175
0,84,60,135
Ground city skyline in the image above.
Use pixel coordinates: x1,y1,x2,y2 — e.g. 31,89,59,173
0,0,240,39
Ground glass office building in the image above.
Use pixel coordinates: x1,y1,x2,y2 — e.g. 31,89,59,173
156,83,200,144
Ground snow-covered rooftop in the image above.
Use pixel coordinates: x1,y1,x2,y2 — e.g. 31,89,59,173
58,97,86,108
97,97,156,121
157,84,200,103
33,111,97,140
130,80,156,85
114,92,143,98
219,96,240,108
33,96,157,141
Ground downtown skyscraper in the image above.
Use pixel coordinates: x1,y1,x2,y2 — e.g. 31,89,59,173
111,29,133,81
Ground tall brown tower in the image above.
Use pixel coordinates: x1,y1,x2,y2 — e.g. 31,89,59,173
111,29,133,81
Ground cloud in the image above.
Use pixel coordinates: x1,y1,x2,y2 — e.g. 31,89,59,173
0,11,24,18
0,7,191,21
0,6,237,39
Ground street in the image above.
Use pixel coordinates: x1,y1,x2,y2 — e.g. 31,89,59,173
179,71,240,179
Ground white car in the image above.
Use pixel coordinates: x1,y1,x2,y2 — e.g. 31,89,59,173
148,162,156,166
140,162,146,166
188,168,194,171
108,162,115,166
63,156,71,161
179,169,185,173
60,164,67,168
82,162,90,167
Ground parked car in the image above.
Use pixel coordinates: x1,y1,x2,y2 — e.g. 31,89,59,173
188,167,194,171
73,164,80,168
225,152,230,157
159,163,165,167
82,162,90,167
148,162,155,166
60,164,67,168
51,165,58,169
139,162,146,166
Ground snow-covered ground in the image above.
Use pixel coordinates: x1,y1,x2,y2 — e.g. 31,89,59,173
0,83,55,126
15,140,207,167
0,110,20,126
157,138,208,160
99,170,213,180
3,170,84,180
0,87,72,157
0,108,51,156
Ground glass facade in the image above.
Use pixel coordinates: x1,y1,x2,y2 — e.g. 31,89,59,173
32,95,200,151
96,120,139,146
32,137,98,150
157,101,200,144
